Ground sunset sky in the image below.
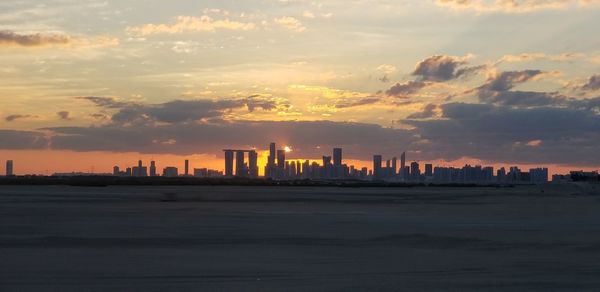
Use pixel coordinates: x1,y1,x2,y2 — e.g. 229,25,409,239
1,0,599,175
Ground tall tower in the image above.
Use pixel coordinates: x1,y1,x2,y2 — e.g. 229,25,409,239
150,161,157,177
373,155,382,180
248,150,259,178
113,166,120,176
269,143,276,166
400,152,406,179
236,151,246,177
185,159,189,176
391,157,398,176
266,142,276,178
333,148,342,166
6,160,14,176
224,150,234,177
277,150,286,169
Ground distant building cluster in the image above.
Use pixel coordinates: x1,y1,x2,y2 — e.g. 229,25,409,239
112,159,223,178
263,143,369,180
2,150,599,185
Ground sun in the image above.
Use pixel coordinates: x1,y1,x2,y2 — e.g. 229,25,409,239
284,146,293,153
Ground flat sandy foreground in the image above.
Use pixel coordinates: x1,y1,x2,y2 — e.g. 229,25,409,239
1,184,599,291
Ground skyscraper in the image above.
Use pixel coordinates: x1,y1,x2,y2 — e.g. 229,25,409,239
6,160,14,176
185,160,189,176
266,142,276,178
373,155,382,179
269,143,276,166
400,152,406,177
333,148,342,166
425,164,433,177
411,162,421,181
113,166,120,176
248,150,259,178
150,161,157,177
391,157,397,177
236,151,246,177
224,150,234,177
277,150,286,169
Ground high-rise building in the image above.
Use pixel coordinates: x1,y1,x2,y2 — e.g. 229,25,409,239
269,143,276,166
333,148,342,166
410,162,420,181
6,160,14,176
391,157,397,176
184,160,189,176
113,166,120,176
236,151,247,177
400,152,406,179
425,164,433,177
224,150,234,177
277,150,286,169
150,161,157,177
530,168,549,184
163,167,179,178
266,142,277,178
373,155,382,179
248,150,259,178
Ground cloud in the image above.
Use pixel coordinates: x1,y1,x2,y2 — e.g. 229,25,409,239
80,96,288,124
435,0,600,13
0,30,69,47
57,111,71,120
5,114,34,122
413,55,483,82
475,70,566,106
582,74,600,91
77,96,131,108
334,97,381,109
496,52,585,64
481,70,545,91
385,81,429,98
406,104,438,119
0,30,118,49
0,130,47,149
274,16,306,32
127,15,256,36
44,120,416,159
404,101,600,165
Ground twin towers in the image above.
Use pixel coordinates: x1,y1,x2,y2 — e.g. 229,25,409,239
222,149,259,178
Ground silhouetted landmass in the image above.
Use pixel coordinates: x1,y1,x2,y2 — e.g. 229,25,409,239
0,176,529,188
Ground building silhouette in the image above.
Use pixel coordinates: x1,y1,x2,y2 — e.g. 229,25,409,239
6,160,14,176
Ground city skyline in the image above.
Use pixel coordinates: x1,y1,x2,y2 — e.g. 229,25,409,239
1,0,599,175
5,141,599,184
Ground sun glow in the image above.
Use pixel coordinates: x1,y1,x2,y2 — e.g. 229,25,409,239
284,146,293,153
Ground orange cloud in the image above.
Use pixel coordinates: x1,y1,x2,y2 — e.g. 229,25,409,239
127,15,256,36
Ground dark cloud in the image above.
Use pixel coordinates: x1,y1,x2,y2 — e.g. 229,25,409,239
475,70,566,106
335,97,381,108
0,30,70,47
80,96,288,124
413,55,483,82
5,114,33,122
478,90,567,106
0,130,48,149
582,74,600,91
480,70,544,92
57,111,71,120
77,96,131,108
406,104,438,119
405,102,600,165
385,81,429,98
44,120,417,160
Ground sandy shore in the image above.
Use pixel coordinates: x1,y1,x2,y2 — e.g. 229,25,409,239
1,185,599,291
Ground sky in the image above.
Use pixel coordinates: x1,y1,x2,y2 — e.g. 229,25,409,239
0,0,599,175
